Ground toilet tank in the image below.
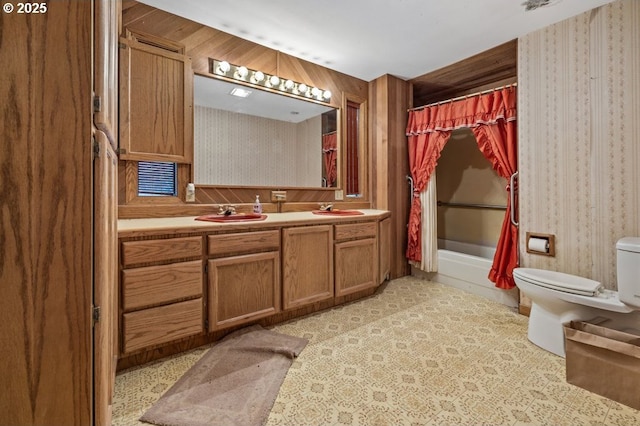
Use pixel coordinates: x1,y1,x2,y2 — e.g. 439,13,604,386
616,237,640,308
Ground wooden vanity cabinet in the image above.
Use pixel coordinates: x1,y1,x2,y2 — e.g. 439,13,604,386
207,230,281,331
282,225,334,310
334,222,378,297
120,236,204,354
116,212,391,367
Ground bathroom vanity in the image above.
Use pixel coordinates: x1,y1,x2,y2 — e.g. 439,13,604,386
117,210,390,367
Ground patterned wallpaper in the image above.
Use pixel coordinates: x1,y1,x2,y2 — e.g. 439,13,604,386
194,106,323,187
518,0,640,290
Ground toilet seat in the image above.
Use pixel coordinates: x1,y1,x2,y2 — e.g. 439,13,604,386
513,268,602,296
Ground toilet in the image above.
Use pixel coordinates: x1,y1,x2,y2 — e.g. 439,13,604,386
513,237,640,357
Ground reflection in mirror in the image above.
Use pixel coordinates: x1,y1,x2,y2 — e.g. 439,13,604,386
193,74,337,188
344,96,366,197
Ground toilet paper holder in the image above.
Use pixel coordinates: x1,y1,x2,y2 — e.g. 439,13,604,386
526,232,555,257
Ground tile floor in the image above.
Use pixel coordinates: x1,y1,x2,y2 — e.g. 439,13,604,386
112,277,640,426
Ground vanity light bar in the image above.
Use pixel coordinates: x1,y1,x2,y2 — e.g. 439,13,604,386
210,58,332,103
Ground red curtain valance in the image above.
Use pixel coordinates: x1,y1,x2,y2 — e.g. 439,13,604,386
406,88,517,135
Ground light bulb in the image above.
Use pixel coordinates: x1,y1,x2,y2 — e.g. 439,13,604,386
236,66,248,78
253,71,265,82
269,75,280,86
298,83,308,94
217,61,230,74
311,87,321,97
323,90,332,100
284,80,294,90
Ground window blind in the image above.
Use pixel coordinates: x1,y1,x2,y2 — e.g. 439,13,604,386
138,161,177,196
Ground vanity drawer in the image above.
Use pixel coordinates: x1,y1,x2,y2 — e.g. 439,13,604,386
334,222,377,242
122,260,203,311
121,236,202,266
208,230,280,257
122,298,203,353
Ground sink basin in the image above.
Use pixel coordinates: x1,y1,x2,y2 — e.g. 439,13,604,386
312,209,364,216
195,213,267,223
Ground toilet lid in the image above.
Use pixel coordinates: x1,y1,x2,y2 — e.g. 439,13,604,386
513,268,602,296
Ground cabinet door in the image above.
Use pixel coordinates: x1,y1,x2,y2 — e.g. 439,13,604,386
379,217,391,283
208,251,280,331
335,238,378,297
119,34,193,162
93,132,118,426
94,0,119,151
282,225,334,310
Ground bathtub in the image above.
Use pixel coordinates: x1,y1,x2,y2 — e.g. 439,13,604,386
415,239,519,308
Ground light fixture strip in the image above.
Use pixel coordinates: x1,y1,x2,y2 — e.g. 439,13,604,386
211,59,332,103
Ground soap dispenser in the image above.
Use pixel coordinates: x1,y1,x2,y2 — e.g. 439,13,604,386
253,195,262,214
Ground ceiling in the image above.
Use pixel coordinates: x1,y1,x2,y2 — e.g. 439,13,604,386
138,0,615,82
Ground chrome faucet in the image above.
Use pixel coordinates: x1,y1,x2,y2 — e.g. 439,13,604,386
217,205,237,215
319,203,333,211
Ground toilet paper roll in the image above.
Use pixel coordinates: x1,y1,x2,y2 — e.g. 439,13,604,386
528,237,549,253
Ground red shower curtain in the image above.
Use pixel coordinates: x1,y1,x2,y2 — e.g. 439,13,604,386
406,87,518,289
322,132,337,187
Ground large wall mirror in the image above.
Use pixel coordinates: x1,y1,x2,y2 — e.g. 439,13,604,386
193,74,338,188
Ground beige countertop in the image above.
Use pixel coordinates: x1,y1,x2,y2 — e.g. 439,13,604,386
118,209,390,238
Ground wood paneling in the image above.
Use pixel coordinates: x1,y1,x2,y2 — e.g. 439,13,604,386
0,1,93,424
195,186,337,205
410,40,518,107
370,74,412,279
121,0,368,110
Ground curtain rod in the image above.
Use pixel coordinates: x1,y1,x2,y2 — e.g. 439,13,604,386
408,82,517,112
